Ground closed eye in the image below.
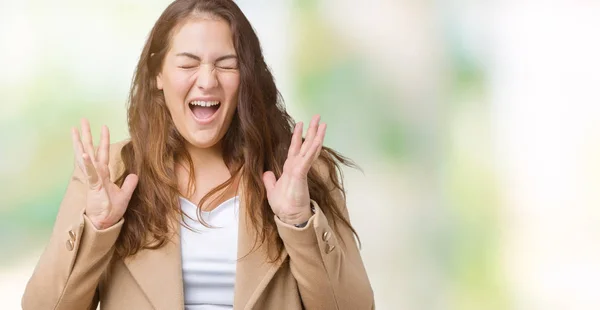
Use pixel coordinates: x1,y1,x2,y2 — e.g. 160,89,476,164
215,58,238,71
215,65,238,70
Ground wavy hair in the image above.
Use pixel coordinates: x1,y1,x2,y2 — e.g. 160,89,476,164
115,0,359,260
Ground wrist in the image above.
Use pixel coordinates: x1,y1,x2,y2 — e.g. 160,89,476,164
86,214,115,230
278,204,315,227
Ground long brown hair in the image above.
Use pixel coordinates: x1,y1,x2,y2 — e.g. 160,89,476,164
116,0,358,260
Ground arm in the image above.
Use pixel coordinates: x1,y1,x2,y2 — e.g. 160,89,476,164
262,115,374,309
275,180,374,309
22,122,135,310
22,166,123,310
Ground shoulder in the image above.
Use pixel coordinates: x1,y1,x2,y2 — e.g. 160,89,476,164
109,139,129,159
108,139,131,181
312,154,340,192
313,157,330,181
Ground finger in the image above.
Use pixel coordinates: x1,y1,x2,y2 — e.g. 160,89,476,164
120,174,139,203
82,153,102,190
288,122,303,157
299,115,320,156
302,123,327,172
262,171,277,196
96,125,110,165
81,118,96,162
71,127,85,171
309,123,326,163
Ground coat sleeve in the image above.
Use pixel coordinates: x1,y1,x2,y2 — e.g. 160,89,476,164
22,144,126,310
274,165,375,310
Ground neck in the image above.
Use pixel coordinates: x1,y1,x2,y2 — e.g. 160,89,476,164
185,142,225,172
176,142,232,199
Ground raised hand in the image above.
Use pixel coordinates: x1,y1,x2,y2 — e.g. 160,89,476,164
262,115,326,225
71,119,138,230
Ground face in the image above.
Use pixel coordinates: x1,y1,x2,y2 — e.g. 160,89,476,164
157,14,240,152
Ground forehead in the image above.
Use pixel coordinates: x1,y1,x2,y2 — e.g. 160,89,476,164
169,15,235,55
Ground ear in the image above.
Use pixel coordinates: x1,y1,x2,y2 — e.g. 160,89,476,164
156,73,163,90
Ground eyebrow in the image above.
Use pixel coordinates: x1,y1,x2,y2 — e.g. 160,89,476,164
175,52,237,62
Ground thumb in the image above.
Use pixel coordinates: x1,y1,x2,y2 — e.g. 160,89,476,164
262,171,276,195
120,174,139,202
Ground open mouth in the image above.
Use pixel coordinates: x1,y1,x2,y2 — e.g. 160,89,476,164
189,100,221,121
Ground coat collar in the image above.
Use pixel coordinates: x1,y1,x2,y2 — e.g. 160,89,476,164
233,187,288,310
123,179,288,310
123,227,184,310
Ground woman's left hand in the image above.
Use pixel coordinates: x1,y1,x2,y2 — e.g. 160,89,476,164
262,115,326,225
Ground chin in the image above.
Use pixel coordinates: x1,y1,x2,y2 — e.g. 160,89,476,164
183,129,223,150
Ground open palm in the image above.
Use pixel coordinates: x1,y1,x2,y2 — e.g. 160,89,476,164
262,115,326,224
72,119,138,230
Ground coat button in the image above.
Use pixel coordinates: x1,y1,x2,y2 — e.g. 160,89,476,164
325,244,336,254
68,230,76,242
66,239,74,251
322,231,331,242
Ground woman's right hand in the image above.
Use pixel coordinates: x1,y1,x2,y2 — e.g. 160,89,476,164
71,119,139,230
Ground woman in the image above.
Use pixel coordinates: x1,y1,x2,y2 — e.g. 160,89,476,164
22,0,374,309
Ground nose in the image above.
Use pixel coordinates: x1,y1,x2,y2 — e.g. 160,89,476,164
195,63,219,89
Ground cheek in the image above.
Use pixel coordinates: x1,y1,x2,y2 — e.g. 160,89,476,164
173,74,195,95
220,74,240,99
163,74,195,114
165,72,195,98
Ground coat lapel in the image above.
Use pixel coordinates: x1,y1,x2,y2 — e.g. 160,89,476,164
122,178,287,310
123,218,184,310
233,181,288,310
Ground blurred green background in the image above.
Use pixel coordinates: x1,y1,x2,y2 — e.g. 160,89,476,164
2,1,600,309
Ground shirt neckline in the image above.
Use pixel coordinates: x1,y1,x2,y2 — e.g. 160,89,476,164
179,195,239,215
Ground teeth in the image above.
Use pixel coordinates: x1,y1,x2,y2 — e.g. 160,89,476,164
190,100,220,107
